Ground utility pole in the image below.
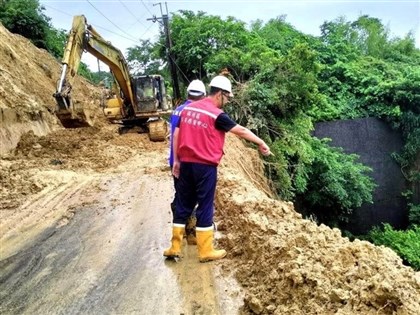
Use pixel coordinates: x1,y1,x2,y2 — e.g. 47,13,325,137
148,2,181,105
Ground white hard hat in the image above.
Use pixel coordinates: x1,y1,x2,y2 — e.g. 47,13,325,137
209,76,233,97
187,80,206,96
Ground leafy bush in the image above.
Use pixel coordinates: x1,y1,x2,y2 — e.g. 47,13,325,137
45,27,66,59
368,224,420,270
297,138,376,225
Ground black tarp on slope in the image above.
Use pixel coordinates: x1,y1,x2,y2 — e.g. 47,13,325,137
313,117,408,234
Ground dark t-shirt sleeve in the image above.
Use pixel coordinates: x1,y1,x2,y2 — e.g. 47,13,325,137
215,113,237,132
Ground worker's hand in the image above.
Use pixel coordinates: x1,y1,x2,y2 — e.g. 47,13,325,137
259,142,272,156
172,161,180,178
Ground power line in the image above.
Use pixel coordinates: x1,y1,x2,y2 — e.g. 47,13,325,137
86,0,140,42
140,0,155,16
137,23,159,42
94,25,146,44
42,3,73,19
43,4,145,45
118,0,149,30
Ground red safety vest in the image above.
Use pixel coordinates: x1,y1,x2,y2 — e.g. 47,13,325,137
178,98,225,166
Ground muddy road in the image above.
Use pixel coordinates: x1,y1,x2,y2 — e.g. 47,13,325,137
0,147,242,315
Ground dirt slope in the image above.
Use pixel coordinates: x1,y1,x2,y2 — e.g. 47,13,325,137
0,24,105,154
1,23,419,315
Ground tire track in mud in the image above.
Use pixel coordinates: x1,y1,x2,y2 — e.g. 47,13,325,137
0,175,99,261
0,156,241,315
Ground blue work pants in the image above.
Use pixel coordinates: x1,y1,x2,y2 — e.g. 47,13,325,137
174,162,217,228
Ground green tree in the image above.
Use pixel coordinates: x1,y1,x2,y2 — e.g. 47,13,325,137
319,16,361,64
385,33,419,62
253,15,315,55
0,0,50,49
45,27,66,58
168,10,251,83
298,138,376,225
351,15,389,58
126,39,163,76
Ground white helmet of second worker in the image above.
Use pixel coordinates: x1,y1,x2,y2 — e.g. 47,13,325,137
187,80,206,96
209,76,233,97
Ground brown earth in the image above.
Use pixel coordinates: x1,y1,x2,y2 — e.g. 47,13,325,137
1,24,419,314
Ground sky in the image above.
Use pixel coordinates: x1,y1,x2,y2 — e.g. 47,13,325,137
40,0,420,70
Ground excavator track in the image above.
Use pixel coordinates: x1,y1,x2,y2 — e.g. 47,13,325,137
148,119,168,142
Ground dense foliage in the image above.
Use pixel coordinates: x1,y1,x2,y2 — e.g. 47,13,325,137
296,138,376,225
0,0,66,58
408,203,420,226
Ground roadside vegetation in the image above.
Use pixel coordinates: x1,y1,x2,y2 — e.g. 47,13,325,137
1,0,419,270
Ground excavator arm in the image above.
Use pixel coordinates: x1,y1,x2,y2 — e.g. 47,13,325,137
54,15,136,127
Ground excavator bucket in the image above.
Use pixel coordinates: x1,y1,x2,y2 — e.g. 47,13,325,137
56,111,92,128
54,94,92,128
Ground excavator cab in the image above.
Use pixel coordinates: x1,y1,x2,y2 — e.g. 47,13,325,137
133,75,169,113
102,75,170,120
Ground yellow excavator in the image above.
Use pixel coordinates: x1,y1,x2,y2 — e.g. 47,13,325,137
53,15,171,141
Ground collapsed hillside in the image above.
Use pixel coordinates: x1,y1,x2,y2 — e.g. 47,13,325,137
0,24,105,155
1,23,419,315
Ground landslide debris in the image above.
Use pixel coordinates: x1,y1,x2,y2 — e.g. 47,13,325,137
1,20,419,315
0,126,166,210
0,23,106,154
215,137,420,314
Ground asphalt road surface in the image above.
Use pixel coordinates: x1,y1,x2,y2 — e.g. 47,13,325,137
0,156,242,315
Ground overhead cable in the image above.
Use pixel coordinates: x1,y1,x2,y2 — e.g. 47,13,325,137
86,0,140,42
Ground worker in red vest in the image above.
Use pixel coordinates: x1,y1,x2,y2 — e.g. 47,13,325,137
169,79,207,245
164,75,271,262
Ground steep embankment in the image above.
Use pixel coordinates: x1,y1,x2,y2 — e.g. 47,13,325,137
1,22,419,315
0,23,103,154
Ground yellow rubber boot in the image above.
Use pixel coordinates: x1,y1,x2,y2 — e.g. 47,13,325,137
196,229,226,263
163,226,185,258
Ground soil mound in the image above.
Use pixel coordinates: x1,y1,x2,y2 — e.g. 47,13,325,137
216,136,420,314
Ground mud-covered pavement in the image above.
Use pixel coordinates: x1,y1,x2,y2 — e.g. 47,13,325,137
0,132,243,315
